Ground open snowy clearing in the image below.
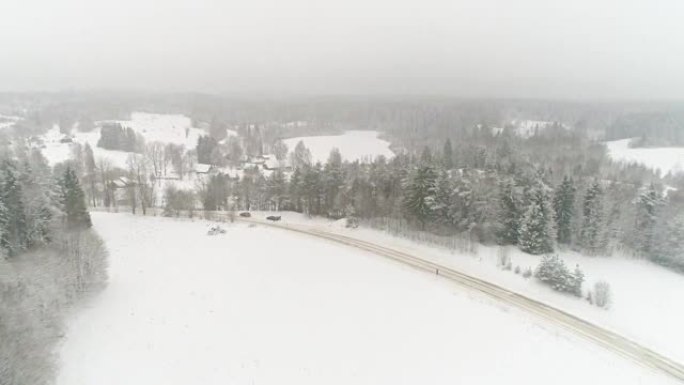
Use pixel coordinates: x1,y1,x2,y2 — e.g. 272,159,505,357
56,213,673,385
40,112,205,168
606,138,684,176
283,130,394,163
237,211,684,365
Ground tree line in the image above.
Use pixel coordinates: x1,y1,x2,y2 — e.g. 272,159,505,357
184,135,684,273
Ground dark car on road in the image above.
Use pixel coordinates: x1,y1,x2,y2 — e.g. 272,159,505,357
266,215,281,221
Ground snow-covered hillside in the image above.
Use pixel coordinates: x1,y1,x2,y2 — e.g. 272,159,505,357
606,138,684,176
284,130,394,163
56,213,674,385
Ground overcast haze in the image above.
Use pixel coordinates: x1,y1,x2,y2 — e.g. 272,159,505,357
1,0,683,99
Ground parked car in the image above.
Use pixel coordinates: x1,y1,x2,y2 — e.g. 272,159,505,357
239,212,251,218
266,215,281,222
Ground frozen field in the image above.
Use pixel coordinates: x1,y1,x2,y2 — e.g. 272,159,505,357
56,213,674,385
284,130,394,163
606,138,684,176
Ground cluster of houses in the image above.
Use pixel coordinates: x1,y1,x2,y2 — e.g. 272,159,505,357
192,154,292,178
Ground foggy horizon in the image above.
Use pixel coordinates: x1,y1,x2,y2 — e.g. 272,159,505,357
2,0,684,99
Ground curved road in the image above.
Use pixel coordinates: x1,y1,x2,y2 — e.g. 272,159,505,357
238,216,684,383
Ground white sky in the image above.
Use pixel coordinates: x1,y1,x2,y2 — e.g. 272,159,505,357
1,0,683,99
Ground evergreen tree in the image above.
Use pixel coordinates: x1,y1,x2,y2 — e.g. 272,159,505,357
571,265,584,297
291,141,312,170
634,183,661,257
196,135,219,165
266,170,287,211
553,176,576,245
653,213,684,270
289,167,304,212
301,164,323,215
431,169,455,227
442,139,454,169
58,166,92,230
497,179,521,245
273,139,288,161
323,148,345,217
0,160,28,256
580,182,605,254
518,183,555,255
84,143,97,207
19,150,56,247
402,164,437,229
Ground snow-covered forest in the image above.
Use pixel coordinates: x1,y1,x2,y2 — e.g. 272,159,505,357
0,140,108,384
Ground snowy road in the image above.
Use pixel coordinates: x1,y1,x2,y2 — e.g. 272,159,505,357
56,213,678,385
237,216,684,382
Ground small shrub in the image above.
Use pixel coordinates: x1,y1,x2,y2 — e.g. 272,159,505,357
346,216,359,228
594,281,611,308
514,265,521,274
534,255,584,296
586,291,593,305
522,267,532,279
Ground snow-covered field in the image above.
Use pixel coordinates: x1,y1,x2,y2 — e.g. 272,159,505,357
40,112,205,168
241,211,684,365
606,138,684,176
56,213,674,385
284,130,394,163
103,112,204,149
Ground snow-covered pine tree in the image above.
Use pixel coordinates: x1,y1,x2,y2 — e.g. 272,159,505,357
402,164,437,229
571,264,584,297
301,163,323,215
553,176,576,245
291,141,312,170
496,178,521,245
19,150,58,247
0,160,29,256
634,183,661,258
653,212,684,270
323,148,345,217
59,166,92,230
431,169,455,227
288,166,304,212
580,181,606,254
518,182,555,255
